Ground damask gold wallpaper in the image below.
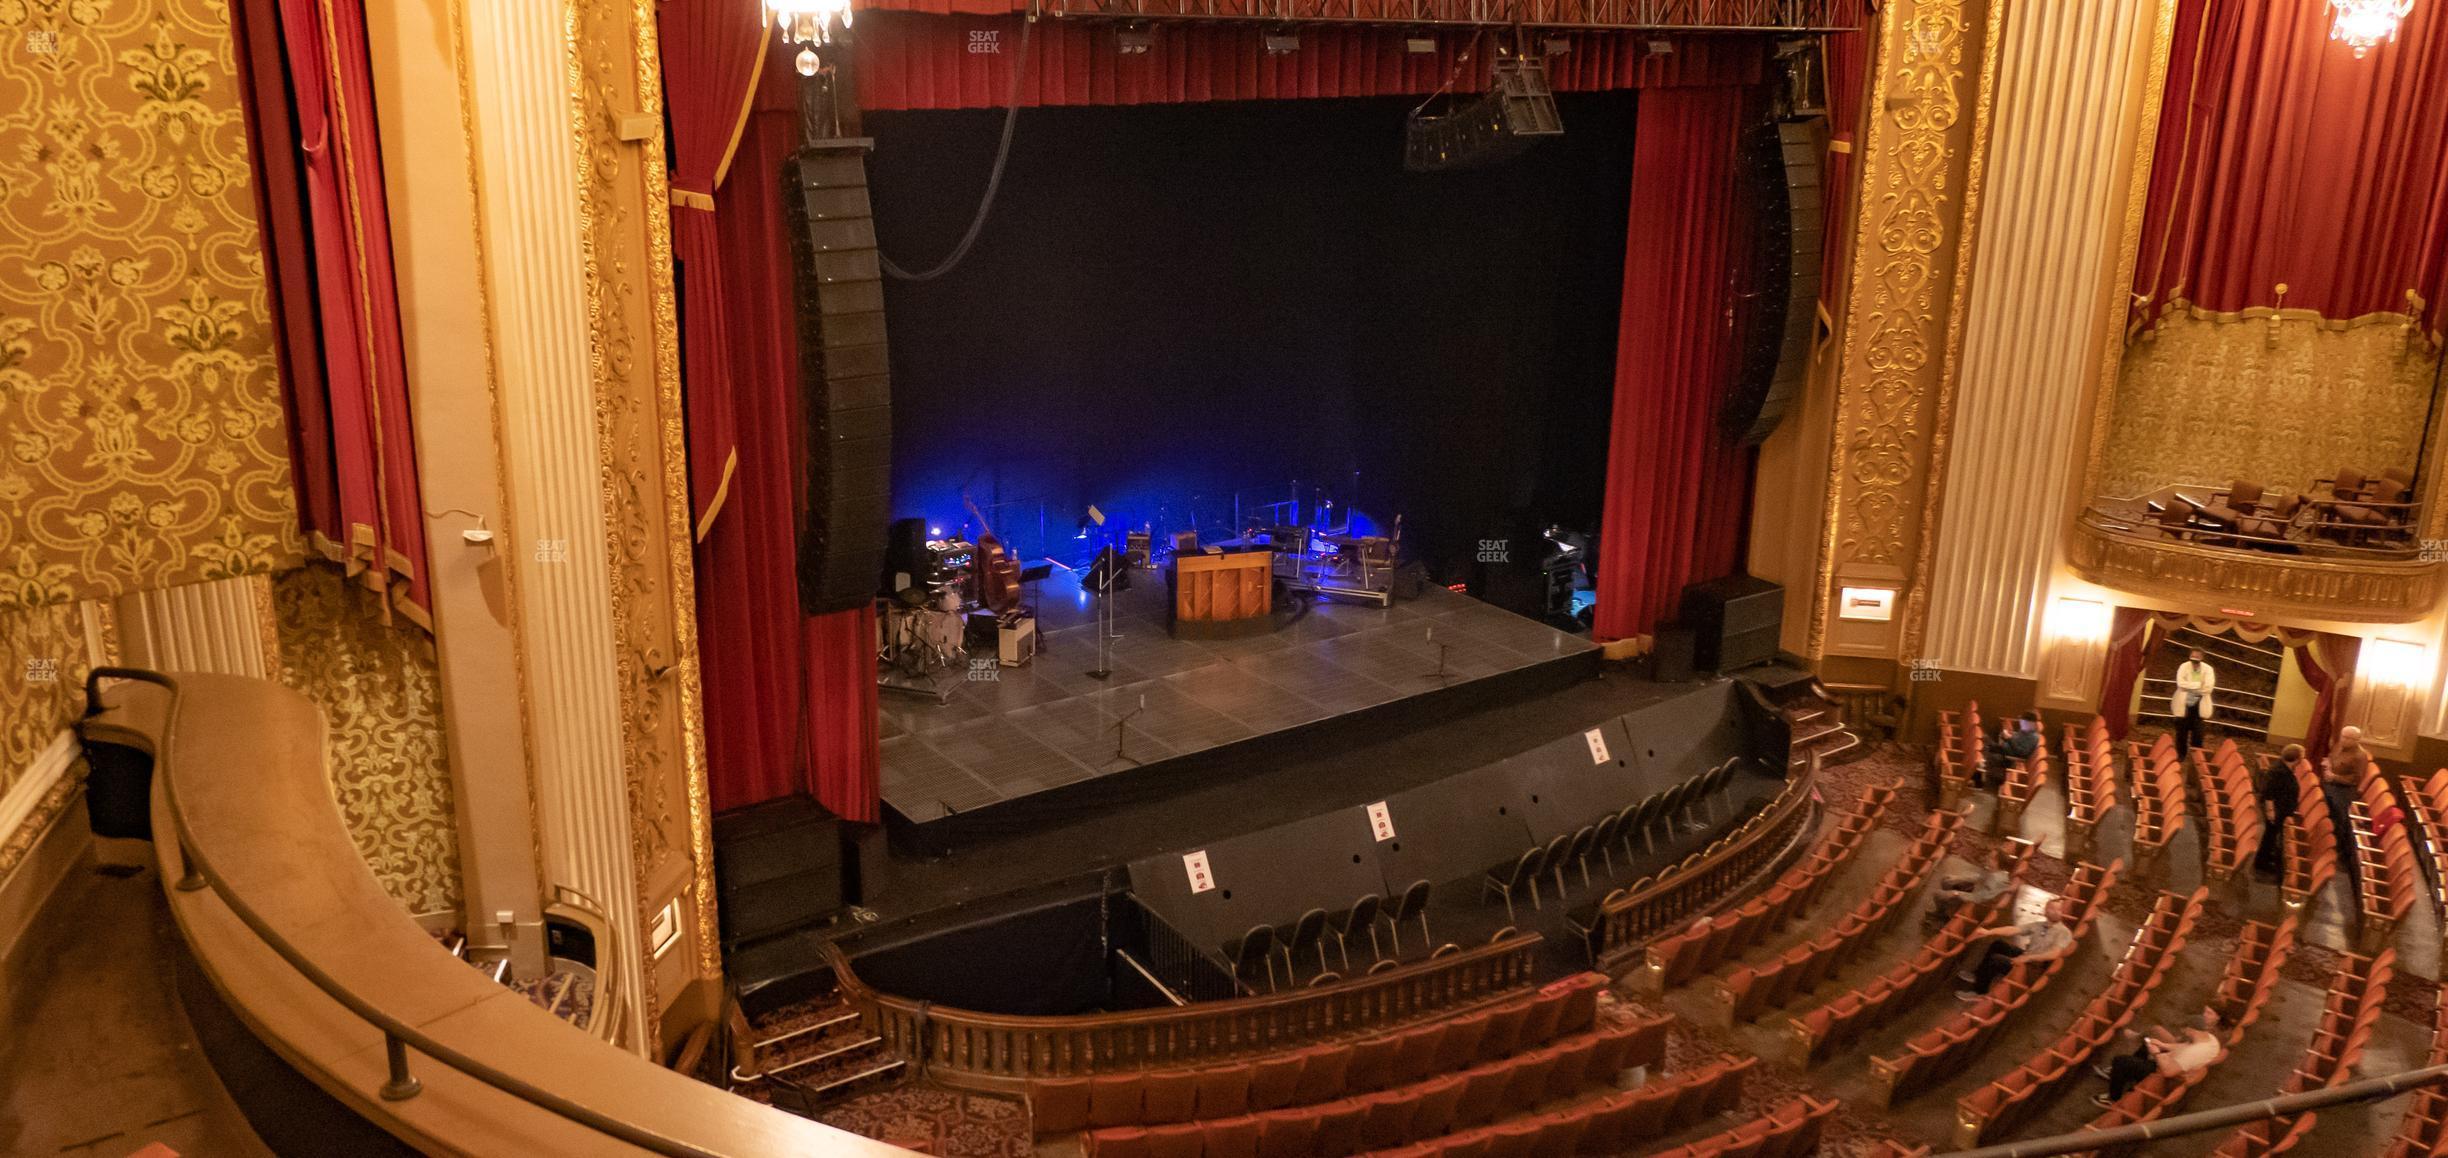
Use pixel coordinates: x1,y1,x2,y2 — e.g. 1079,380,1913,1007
2099,311,2439,499
0,0,300,614
272,563,460,917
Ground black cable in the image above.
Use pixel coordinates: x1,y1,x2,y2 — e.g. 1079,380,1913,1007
880,16,1033,281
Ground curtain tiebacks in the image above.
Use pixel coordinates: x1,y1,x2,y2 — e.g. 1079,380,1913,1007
670,186,716,211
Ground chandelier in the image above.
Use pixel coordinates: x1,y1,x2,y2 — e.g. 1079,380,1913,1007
2331,0,2415,57
768,0,852,76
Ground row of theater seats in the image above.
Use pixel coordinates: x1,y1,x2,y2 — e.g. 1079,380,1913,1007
2125,733,2191,860
2193,739,2267,881
1340,1054,1763,1158
2283,761,2340,910
1636,779,1898,994
1030,974,1612,1138
2346,769,2418,952
2072,915,2299,1156
2397,772,2448,915
2384,990,2448,1158
1993,730,2051,829
1705,808,1961,1026
2061,717,2122,849
1787,837,2037,1067
1932,701,1984,804
1867,861,2138,1107
1952,887,2217,1148
1642,1094,1837,1158
2204,947,2396,1158
1480,760,1748,925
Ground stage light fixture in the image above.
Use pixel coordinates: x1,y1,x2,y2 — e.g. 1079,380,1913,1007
1543,37,1571,56
1646,38,1675,56
1264,31,1300,55
1117,25,1153,54
1406,37,1437,54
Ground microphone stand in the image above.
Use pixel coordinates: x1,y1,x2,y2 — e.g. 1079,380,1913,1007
1111,694,1146,768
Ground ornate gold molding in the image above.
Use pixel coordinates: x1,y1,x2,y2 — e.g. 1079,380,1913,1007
2067,520,2446,623
1808,0,1995,658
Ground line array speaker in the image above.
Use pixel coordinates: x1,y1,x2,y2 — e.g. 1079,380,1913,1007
1722,116,1825,447
786,141,894,615
1404,56,1563,173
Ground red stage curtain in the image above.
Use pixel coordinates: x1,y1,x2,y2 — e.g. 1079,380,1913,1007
232,0,429,623
698,43,882,822
2296,632,2361,762
2096,606,2157,739
659,0,770,538
1819,0,1871,311
2133,0,2448,332
1590,86,1757,643
854,13,1765,110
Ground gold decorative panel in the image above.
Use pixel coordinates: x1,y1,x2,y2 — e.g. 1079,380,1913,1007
0,601,88,798
2066,520,2445,624
2097,310,2438,499
1810,0,2000,658
271,563,461,917
0,0,301,613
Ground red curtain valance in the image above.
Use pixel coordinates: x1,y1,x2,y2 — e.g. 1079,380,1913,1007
854,11,1766,110
2133,0,2448,333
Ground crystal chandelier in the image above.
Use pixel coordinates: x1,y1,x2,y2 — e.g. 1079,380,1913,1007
2331,0,2415,57
768,0,853,76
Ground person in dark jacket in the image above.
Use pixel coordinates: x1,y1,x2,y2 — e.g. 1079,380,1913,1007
1983,711,2042,788
2254,743,2302,877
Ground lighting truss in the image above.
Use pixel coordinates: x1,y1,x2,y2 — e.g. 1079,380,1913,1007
1026,0,1860,32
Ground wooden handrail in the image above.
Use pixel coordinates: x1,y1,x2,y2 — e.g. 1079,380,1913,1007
825,932,1542,1091
1592,756,1822,969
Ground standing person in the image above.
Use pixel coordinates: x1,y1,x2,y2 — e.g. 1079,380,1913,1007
2092,1009,2223,1105
2326,726,2370,897
2172,648,2216,755
2254,743,2302,877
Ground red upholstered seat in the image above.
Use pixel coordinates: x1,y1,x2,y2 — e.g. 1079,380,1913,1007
1539,1110,1592,1154
1432,1009,1492,1072
1545,1036,1602,1101
1145,1122,1203,1158
1346,1034,1402,1092
1085,1126,1150,1158
1089,1072,1144,1129
1547,973,1604,1034
1408,1073,1468,1139
1452,1065,1513,1129
1200,1114,1261,1158
1030,1076,1094,1136
1478,1000,1532,1058
1357,1089,1419,1151
1438,1130,1496,1158
1141,1068,1199,1125
1578,1090,1636,1153
1515,992,1567,1049
1483,1117,1546,1158
1310,1098,1369,1157
1248,1053,1306,1111
1194,1064,1252,1119
1390,1023,1446,1086
1290,1043,1352,1104
1254,1107,1320,1158
1498,1047,1563,1109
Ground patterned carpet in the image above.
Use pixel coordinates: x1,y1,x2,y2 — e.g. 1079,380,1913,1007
817,1083,1034,1156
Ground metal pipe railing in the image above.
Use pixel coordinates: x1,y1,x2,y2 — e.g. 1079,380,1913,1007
97,668,723,1158
1942,1063,2448,1158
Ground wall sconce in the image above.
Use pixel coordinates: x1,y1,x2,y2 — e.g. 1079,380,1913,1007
2045,597,2112,644
2363,638,2430,688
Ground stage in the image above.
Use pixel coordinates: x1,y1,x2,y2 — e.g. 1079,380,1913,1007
878,565,1600,840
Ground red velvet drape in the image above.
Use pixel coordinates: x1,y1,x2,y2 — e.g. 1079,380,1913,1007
854,12,1765,109
661,0,772,538
2296,632,2360,762
1589,87,1756,643
697,44,882,823
2133,0,2448,331
2096,606,2157,739
232,0,429,623
1818,1,1871,312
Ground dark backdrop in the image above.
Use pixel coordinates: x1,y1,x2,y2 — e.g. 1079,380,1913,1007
866,92,1639,572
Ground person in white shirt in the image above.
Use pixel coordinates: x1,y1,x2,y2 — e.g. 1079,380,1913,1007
2095,1008,2222,1104
1957,898,2077,1000
2172,648,2216,755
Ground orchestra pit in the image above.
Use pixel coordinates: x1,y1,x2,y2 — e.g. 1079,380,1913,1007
8,0,2448,1155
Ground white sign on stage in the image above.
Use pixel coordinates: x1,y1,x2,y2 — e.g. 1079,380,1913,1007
1183,850,1216,894
1366,801,1396,842
1585,727,1611,764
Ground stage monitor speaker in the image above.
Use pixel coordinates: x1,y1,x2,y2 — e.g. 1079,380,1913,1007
714,795,846,948
1722,116,1825,447
1651,626,1697,683
787,141,894,615
1680,575,1783,674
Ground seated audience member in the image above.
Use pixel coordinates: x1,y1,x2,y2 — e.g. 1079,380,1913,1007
1982,711,2042,788
2093,1009,2222,1105
1957,897,2075,1001
1928,848,2015,927
2254,743,2302,877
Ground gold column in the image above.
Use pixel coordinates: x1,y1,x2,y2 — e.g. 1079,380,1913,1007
1806,0,2005,666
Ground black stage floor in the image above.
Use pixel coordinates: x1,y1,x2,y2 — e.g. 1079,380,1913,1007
879,569,1599,836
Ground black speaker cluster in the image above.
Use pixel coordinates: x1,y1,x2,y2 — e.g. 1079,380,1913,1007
1404,56,1563,173
1722,117,1826,447
785,145,896,615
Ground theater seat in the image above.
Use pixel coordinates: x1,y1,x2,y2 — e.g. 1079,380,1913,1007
1254,1108,1318,1158
1141,1068,1199,1124
1090,1072,1145,1128
1290,1043,1351,1104
1409,1073,1468,1138
1311,1098,1369,1157
1478,1001,1532,1058
1248,1053,1305,1110
1432,1009,1491,1072
1086,1126,1150,1158
1030,1076,1094,1136
1346,1033,1401,1092
1357,1089,1419,1151
1201,1114,1261,1158
1195,1064,1252,1119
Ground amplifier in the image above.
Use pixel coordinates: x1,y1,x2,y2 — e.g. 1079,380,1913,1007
1681,575,1784,674
713,795,846,947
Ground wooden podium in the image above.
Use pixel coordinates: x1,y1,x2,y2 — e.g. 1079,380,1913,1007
1170,550,1273,638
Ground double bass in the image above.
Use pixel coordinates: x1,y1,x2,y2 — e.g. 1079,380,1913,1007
963,493,1023,614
